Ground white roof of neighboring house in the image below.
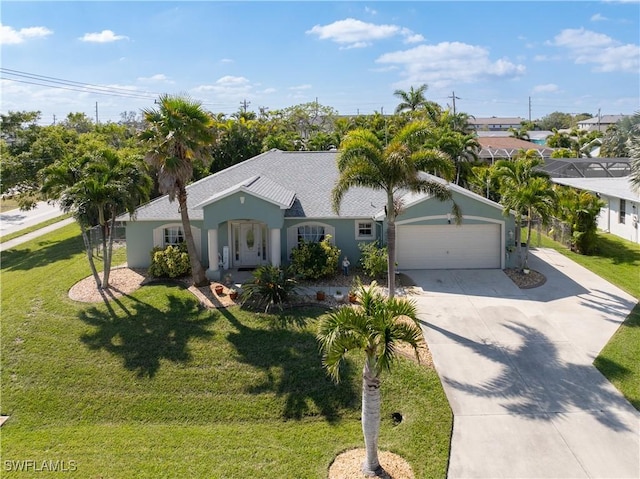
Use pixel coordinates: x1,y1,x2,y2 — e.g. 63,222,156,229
470,117,526,126
577,115,628,126
552,176,640,202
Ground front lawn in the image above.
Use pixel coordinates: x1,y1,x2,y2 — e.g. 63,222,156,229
1,224,452,478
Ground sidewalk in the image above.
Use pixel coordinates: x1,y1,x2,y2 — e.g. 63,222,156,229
0,218,75,252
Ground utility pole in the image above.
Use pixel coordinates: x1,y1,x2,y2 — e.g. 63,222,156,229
528,97,532,122
240,99,251,113
448,91,460,115
95,102,99,124
597,108,601,132
52,114,56,125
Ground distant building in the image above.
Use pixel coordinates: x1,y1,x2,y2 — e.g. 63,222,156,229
470,117,526,131
576,115,629,132
476,137,555,162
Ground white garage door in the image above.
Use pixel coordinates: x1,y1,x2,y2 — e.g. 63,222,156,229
396,224,501,269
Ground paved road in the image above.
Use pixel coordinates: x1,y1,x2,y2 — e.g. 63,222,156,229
0,202,73,252
410,249,639,478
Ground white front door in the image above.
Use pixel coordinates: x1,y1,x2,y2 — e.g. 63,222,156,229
239,223,261,266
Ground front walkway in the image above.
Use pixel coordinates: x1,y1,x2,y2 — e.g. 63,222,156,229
410,248,639,478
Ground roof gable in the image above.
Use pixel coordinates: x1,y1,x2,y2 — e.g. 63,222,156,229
194,175,296,209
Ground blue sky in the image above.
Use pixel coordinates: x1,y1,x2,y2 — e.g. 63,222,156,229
1,1,639,125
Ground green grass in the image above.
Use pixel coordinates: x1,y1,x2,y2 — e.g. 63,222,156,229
527,228,640,410
594,305,640,410
1,224,452,478
0,214,71,243
527,229,640,299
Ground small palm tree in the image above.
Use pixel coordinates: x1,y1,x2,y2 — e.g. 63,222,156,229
493,157,556,269
41,149,151,289
140,94,216,286
317,282,424,476
333,122,458,298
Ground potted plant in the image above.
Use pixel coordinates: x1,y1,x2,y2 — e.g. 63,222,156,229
348,290,358,303
229,288,238,300
214,284,224,295
316,290,326,301
349,276,362,303
334,290,344,302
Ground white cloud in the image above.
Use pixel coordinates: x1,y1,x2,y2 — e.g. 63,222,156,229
137,74,174,84
590,13,608,21
550,28,639,73
364,6,377,15
80,30,128,43
306,18,423,49
532,84,560,94
0,24,52,44
220,58,234,64
289,84,312,91
376,42,525,89
192,76,253,98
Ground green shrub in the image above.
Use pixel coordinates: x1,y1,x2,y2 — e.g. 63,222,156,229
241,265,298,312
358,241,387,278
289,236,340,280
148,243,191,278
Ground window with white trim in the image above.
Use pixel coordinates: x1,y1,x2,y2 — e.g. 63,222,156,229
297,224,326,243
619,199,626,224
355,220,375,240
287,222,335,256
164,226,185,246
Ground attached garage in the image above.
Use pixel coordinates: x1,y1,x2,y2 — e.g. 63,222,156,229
396,223,502,269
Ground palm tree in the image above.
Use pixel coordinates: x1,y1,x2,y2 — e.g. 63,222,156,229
140,94,216,286
317,282,423,476
393,84,441,120
333,122,459,298
41,149,151,289
493,157,556,269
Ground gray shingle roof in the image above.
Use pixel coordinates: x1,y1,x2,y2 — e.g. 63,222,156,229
126,149,387,221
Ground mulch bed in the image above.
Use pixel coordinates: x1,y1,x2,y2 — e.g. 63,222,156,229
504,268,547,289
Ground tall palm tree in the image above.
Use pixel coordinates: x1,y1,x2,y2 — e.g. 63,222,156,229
317,282,423,476
140,94,216,286
493,157,556,269
333,122,459,298
393,84,441,120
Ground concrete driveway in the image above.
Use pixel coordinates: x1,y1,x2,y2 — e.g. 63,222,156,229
408,248,639,478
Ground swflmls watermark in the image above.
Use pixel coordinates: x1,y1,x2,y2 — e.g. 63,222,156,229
4,459,78,472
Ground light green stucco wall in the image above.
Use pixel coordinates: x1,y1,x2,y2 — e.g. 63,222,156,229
202,192,285,229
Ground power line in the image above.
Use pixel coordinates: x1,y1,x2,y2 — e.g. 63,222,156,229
1,68,160,100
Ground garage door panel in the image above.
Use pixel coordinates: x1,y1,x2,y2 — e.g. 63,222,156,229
397,224,500,269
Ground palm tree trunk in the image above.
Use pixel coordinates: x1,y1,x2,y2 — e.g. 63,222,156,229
361,356,382,476
100,221,110,287
178,187,208,286
103,212,117,288
386,193,396,298
80,224,102,289
524,209,533,269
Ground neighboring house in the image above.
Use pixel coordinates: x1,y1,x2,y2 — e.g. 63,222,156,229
552,176,639,244
476,137,555,163
121,149,517,279
470,117,526,131
576,115,629,132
